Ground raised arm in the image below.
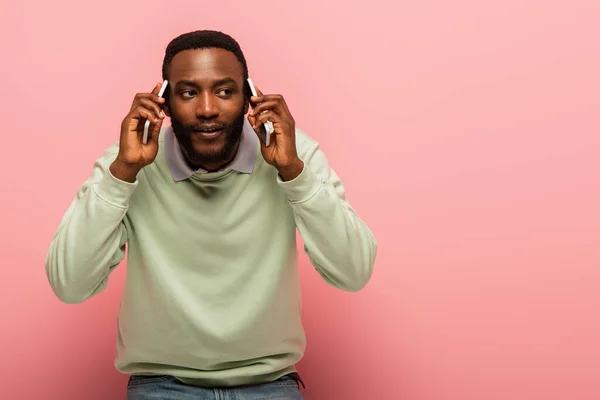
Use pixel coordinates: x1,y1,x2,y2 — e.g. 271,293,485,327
247,87,377,291
45,82,167,303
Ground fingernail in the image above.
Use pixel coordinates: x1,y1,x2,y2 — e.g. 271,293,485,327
160,111,165,117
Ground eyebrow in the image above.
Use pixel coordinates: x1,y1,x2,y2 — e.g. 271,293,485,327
174,77,238,89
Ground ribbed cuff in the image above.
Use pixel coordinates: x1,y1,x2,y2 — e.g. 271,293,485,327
277,163,324,203
92,169,138,208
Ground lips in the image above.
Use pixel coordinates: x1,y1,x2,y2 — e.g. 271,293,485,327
192,125,224,139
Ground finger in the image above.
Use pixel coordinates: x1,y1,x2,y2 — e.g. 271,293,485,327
147,117,164,145
251,89,291,116
148,93,166,105
253,110,280,129
138,98,165,122
250,100,281,117
130,83,166,111
151,81,162,95
248,115,266,146
132,106,161,133
148,82,167,105
250,85,265,103
133,93,166,108
247,113,256,127
247,113,260,135
143,82,164,143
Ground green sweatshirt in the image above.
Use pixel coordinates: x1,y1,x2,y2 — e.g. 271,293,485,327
45,126,377,387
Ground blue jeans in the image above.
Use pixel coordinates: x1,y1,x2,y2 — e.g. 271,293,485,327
126,373,304,400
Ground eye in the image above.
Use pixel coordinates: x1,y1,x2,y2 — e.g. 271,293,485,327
180,90,196,99
217,88,233,97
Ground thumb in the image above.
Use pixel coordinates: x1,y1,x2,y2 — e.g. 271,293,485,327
247,114,265,145
148,116,164,145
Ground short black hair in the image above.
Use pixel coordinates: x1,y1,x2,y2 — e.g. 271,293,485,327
161,30,249,97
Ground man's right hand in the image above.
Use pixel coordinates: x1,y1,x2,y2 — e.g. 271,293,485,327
110,82,167,182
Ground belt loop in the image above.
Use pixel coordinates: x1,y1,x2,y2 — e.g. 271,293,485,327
289,372,306,389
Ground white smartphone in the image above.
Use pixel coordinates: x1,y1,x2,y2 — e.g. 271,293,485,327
142,79,169,144
247,78,273,146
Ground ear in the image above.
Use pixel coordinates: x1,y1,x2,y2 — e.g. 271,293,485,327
163,102,171,118
243,79,252,115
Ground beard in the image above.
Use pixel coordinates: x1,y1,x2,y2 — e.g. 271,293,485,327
171,110,245,168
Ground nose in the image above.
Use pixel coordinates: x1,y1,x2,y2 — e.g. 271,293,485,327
195,92,219,119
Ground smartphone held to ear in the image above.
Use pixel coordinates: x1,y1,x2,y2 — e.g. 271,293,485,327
141,78,271,146
247,78,274,146
142,79,169,145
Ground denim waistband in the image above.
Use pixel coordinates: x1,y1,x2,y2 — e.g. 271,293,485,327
284,372,306,389
128,371,306,389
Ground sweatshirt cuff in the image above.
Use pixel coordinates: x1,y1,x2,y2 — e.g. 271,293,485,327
92,169,138,208
277,163,324,203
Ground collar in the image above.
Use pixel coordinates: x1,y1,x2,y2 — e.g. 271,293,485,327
164,117,258,181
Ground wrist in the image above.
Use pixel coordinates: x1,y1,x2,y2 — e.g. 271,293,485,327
109,159,141,183
277,158,304,181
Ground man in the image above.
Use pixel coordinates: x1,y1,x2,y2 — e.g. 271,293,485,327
45,30,377,399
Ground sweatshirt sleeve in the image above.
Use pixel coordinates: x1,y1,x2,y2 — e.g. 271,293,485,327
277,129,378,292
45,143,137,304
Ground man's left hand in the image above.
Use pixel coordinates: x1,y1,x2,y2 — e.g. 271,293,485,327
248,87,304,181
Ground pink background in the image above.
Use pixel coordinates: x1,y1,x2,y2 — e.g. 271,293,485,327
1,0,599,399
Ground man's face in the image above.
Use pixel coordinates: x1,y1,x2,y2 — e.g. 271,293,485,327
165,48,249,170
